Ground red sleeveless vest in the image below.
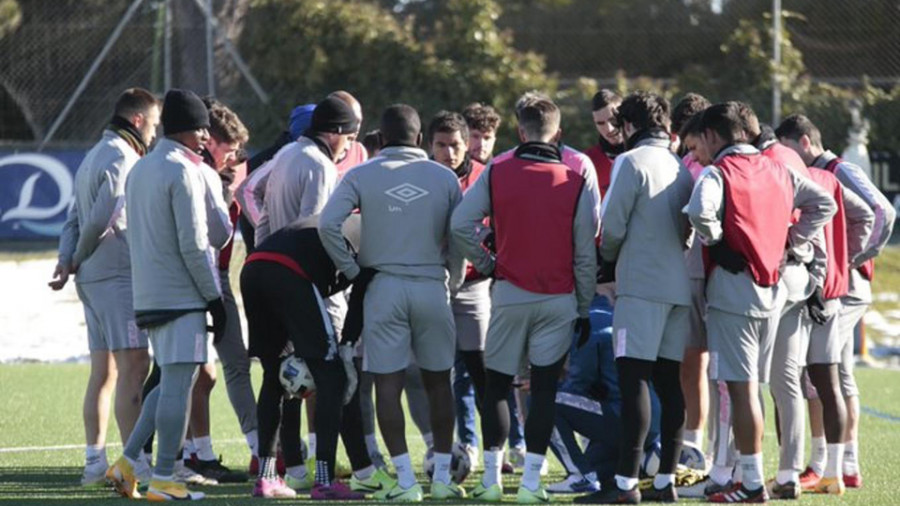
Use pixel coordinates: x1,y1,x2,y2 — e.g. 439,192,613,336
762,142,809,224
490,156,584,294
807,168,850,299
712,153,794,287
461,159,488,281
825,157,875,281
585,144,613,199
336,142,367,178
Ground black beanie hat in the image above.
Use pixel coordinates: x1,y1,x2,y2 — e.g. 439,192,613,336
162,89,210,135
311,96,359,134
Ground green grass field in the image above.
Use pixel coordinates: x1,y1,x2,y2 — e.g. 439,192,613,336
0,363,898,504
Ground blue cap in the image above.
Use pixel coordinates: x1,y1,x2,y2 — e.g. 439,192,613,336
289,104,317,140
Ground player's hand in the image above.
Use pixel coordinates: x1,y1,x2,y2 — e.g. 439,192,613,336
709,240,747,274
48,262,72,291
806,286,828,325
575,317,591,348
339,344,358,406
483,231,496,253
206,298,227,343
596,260,616,284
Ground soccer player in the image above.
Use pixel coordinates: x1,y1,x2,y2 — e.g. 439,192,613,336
463,102,501,164
687,103,835,503
320,104,467,501
330,91,368,177
51,88,159,487
452,97,597,503
776,114,895,491
107,89,222,501
577,91,693,504
584,89,625,198
241,215,366,500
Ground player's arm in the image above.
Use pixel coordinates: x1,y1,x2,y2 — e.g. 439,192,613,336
319,174,362,280
200,166,234,250
73,156,127,266
445,181,467,293
686,166,724,245
236,160,273,227
598,156,640,262
299,162,337,217
172,168,221,302
787,170,837,254
51,203,80,290
807,228,827,289
575,152,602,236
573,183,599,318
841,183,876,267
450,165,494,276
836,163,896,259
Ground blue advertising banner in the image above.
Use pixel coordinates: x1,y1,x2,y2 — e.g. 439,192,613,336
0,150,86,239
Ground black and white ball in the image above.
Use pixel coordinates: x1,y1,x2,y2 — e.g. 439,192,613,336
423,442,472,484
641,441,662,477
279,355,316,398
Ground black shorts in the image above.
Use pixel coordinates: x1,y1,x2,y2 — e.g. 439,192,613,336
240,261,337,362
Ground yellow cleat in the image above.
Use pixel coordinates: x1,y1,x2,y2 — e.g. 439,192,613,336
106,456,141,499
811,476,845,496
146,479,206,501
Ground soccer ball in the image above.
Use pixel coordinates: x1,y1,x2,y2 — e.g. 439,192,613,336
641,441,662,477
423,442,472,484
679,442,707,471
279,355,316,398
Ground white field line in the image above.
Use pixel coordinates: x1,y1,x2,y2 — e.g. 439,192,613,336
0,438,246,454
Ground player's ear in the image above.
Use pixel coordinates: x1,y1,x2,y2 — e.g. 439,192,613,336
416,132,423,148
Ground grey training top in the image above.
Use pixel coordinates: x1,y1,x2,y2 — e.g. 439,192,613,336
319,146,465,287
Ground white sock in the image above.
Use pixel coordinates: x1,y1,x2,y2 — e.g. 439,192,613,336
709,465,733,486
585,471,598,484
825,443,844,478
653,473,674,489
776,469,798,485
615,474,638,491
683,430,704,447
739,453,763,491
392,453,416,489
152,473,174,482
733,452,743,483
422,432,434,450
432,452,452,485
482,449,502,487
245,430,259,457
183,439,197,458
286,464,307,480
308,434,317,459
85,444,106,465
354,465,375,481
193,436,215,461
142,451,153,467
843,440,859,475
809,437,827,475
521,453,544,492
365,433,380,455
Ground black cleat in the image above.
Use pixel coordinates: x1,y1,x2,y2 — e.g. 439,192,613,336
574,480,641,504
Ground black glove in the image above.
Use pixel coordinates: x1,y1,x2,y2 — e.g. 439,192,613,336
806,286,828,325
343,268,378,346
207,298,227,344
587,382,608,402
575,317,591,348
597,260,616,284
483,231,496,254
709,240,747,274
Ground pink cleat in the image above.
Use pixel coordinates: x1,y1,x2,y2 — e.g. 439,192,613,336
311,482,366,500
252,476,297,498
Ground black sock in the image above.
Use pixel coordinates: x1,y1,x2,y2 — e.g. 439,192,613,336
652,358,685,475
524,356,566,455
481,369,514,449
305,358,347,484
615,357,654,478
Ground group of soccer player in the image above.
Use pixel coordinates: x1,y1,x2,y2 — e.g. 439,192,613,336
49,83,894,503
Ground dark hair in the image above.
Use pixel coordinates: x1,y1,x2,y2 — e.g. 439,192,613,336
114,87,160,120
617,91,671,132
678,112,705,140
591,89,622,112
671,93,710,136
380,104,421,146
204,99,249,145
462,103,501,133
427,111,469,146
362,129,381,157
700,102,745,145
735,101,760,139
775,114,823,149
518,99,561,141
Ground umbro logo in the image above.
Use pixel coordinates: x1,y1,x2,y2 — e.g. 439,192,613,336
385,183,429,204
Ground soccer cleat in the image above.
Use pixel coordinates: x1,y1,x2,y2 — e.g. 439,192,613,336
502,461,516,474
798,467,821,490
843,473,862,488
509,446,527,469
766,478,800,499
146,479,205,501
187,456,248,483
252,476,297,498
80,463,108,487
351,467,395,493
572,481,640,504
284,470,315,491
470,482,503,502
810,476,845,495
707,484,767,503
547,474,600,494
704,480,740,497
676,474,711,498
106,456,141,499
460,443,481,470
374,482,424,501
249,456,259,477
640,483,677,502
174,460,218,486
517,483,552,503
432,480,467,499
311,482,366,500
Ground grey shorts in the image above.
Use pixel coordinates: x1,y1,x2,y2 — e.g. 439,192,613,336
838,302,866,398
485,295,576,376
612,296,690,362
76,277,147,352
361,274,456,374
707,308,776,383
686,279,708,349
149,312,208,366
452,279,491,352
806,302,842,365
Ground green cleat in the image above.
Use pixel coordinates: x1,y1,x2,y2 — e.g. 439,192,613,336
284,470,315,491
431,480,467,499
351,467,395,493
470,482,503,502
375,482,424,502
517,483,552,503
